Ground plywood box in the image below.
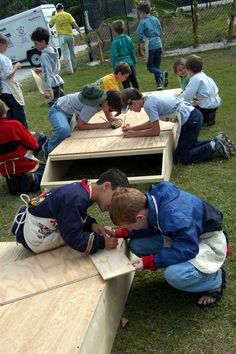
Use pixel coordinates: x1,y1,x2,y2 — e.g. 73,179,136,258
0,242,134,354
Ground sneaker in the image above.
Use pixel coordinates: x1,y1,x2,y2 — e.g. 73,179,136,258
162,71,168,87
20,173,35,193
215,132,236,155
157,86,163,91
215,139,231,159
42,140,49,161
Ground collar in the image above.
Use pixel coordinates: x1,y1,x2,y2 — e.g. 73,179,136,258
81,178,92,199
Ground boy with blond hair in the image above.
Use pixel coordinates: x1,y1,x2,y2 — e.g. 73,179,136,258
107,182,230,308
0,34,28,128
111,20,139,89
95,62,131,91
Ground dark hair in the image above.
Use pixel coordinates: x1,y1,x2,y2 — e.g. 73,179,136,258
137,1,151,14
112,20,124,35
114,62,131,75
0,34,9,45
173,58,187,73
31,27,50,44
106,91,123,115
56,3,64,10
185,54,203,73
97,168,129,190
122,88,143,109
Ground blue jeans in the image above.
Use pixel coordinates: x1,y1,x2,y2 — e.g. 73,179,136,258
59,34,77,74
33,163,45,189
47,105,71,153
147,48,162,86
174,108,214,164
129,233,222,293
0,93,28,128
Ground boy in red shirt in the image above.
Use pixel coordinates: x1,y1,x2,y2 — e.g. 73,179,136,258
0,100,45,194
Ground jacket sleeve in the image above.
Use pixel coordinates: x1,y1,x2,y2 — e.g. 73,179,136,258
16,123,38,150
127,37,137,66
110,41,118,71
40,55,53,90
152,223,200,269
180,76,200,102
56,205,105,254
115,228,130,238
136,22,145,43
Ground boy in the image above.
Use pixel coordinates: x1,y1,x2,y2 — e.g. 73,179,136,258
136,1,168,90
180,54,221,126
31,27,64,106
0,34,28,128
0,100,45,194
107,182,229,307
11,168,129,255
121,88,236,164
95,62,131,91
173,57,190,91
111,20,139,90
43,84,123,158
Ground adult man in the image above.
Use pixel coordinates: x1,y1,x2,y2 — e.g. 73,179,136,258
49,3,83,74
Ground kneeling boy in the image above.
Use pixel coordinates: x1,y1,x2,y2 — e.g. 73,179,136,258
107,182,229,307
11,168,129,255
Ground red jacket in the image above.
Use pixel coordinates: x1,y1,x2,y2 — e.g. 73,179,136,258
0,118,38,177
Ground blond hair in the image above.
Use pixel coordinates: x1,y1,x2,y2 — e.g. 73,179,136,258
109,188,147,225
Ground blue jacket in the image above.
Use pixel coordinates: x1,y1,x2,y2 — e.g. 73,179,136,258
131,182,223,268
12,181,105,254
136,16,162,51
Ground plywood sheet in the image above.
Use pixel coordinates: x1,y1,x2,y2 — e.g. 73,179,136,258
51,131,170,159
0,243,97,305
0,276,104,354
90,247,135,280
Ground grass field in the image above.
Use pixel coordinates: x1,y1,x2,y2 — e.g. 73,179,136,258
0,47,236,353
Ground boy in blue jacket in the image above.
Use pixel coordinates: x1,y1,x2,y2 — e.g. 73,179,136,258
107,182,229,308
11,168,129,255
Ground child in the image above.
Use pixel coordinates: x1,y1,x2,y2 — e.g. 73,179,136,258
95,62,131,91
111,20,139,90
121,88,236,164
173,57,190,91
11,168,129,254
43,84,123,158
180,54,221,126
0,34,28,128
31,27,64,106
107,182,229,307
0,100,45,194
136,1,168,90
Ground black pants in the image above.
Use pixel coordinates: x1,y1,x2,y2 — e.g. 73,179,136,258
0,93,28,128
195,105,217,125
122,66,139,90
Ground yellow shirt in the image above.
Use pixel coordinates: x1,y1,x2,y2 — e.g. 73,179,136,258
49,12,75,35
95,73,120,91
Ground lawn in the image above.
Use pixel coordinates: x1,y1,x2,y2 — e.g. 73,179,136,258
0,47,236,353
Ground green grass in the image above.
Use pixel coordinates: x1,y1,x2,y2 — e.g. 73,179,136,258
1,47,236,353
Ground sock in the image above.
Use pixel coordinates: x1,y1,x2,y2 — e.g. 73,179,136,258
210,140,216,151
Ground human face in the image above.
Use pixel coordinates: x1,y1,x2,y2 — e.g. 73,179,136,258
101,100,113,113
176,64,187,77
127,99,142,112
96,183,114,212
117,72,130,82
33,40,47,51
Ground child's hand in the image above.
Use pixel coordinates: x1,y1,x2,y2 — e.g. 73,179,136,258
14,62,21,70
104,226,116,237
34,68,42,75
123,130,136,138
104,235,118,249
111,118,122,129
44,90,52,99
122,124,131,132
132,258,144,272
91,223,106,237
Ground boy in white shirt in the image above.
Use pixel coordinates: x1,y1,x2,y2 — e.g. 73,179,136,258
180,54,221,126
0,34,28,128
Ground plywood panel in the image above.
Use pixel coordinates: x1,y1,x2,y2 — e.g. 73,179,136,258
0,243,98,305
89,247,135,280
51,132,169,159
0,276,104,354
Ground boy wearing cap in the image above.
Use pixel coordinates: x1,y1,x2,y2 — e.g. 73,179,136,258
42,84,123,158
49,3,83,74
11,168,129,254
